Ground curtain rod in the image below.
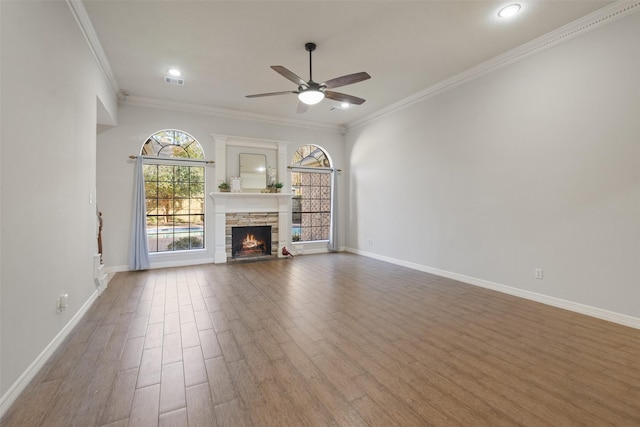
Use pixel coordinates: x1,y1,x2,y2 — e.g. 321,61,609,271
129,155,214,165
288,165,342,172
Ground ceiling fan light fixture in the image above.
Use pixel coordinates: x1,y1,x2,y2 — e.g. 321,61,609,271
298,89,325,105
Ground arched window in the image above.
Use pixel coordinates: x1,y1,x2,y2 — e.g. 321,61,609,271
291,145,333,242
142,130,205,252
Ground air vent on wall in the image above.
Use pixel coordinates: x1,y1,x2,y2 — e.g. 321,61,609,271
164,76,185,86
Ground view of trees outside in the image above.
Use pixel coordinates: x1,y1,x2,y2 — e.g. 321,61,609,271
142,130,205,252
142,130,204,159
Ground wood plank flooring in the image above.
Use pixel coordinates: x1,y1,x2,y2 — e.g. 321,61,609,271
2,253,639,426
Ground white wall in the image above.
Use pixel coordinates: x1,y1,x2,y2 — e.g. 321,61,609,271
97,103,346,271
0,0,117,410
345,11,640,322
3,3,636,417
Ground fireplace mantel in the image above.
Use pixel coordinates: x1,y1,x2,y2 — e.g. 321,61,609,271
210,192,292,213
209,192,292,263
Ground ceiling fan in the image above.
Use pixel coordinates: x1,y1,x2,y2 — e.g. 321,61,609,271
246,42,371,113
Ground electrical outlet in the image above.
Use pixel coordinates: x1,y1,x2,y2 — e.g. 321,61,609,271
367,239,374,246
56,293,69,313
534,268,543,280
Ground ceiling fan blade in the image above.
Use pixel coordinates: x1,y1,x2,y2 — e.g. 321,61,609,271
271,66,307,86
246,91,297,98
324,91,366,105
322,72,371,89
296,102,309,114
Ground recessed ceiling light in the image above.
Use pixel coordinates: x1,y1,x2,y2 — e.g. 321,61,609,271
341,102,350,109
167,68,182,77
498,3,521,18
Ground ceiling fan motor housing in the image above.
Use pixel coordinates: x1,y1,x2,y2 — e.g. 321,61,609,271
299,81,325,92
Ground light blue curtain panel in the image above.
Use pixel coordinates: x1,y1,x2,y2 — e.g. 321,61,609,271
129,157,150,270
328,170,339,252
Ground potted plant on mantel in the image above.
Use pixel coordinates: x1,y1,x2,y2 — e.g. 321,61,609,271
265,182,282,193
218,182,230,192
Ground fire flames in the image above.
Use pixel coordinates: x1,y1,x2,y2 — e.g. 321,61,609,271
242,233,261,249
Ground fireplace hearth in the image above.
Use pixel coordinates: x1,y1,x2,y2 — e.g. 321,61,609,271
232,226,272,259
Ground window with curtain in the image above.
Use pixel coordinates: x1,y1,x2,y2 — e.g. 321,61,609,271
291,145,332,242
142,130,205,252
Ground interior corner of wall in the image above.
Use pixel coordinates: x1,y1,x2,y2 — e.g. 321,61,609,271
97,94,117,127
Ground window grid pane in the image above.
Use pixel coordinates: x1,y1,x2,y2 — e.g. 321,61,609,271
292,170,331,242
143,162,205,253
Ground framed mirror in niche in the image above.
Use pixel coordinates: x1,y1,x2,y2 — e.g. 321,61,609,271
239,153,266,190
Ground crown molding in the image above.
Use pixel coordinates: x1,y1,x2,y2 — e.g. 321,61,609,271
66,0,338,133
122,95,343,134
346,0,640,132
68,0,638,135
66,0,120,97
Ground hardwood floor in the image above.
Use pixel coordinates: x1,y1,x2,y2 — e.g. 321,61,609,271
2,253,639,426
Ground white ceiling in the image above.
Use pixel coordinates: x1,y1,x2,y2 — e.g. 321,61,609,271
82,0,613,128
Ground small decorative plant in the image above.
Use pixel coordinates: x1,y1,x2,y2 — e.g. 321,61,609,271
218,181,230,192
274,182,284,189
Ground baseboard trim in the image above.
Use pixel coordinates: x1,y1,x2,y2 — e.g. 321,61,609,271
105,257,215,274
346,248,640,330
105,248,349,272
104,264,129,274
0,288,100,419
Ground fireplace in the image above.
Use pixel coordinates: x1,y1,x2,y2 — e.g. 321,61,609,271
210,192,290,263
232,226,272,259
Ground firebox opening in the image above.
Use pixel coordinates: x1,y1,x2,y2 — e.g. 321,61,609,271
231,226,272,259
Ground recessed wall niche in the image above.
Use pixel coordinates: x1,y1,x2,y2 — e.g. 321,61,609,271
212,134,289,193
